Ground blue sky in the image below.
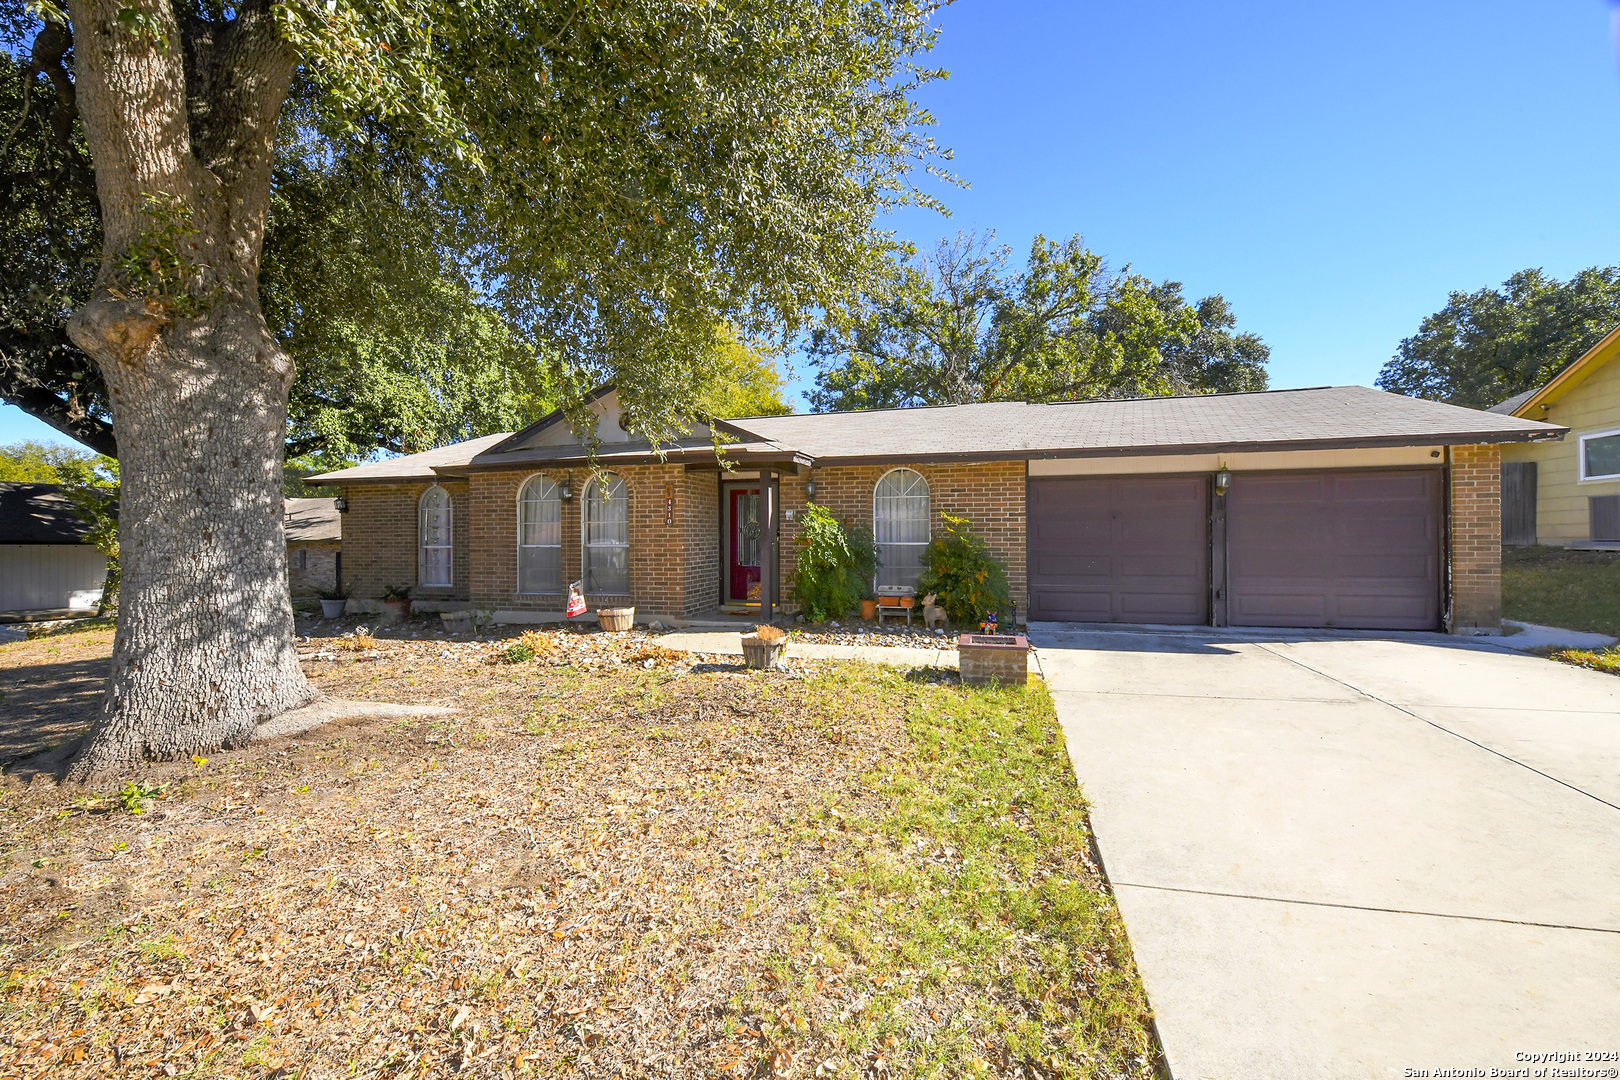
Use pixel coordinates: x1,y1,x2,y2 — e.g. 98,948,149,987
6,0,1620,444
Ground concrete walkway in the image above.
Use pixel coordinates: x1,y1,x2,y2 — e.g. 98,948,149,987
1498,619,1617,652
1030,626,1620,1079
658,630,960,668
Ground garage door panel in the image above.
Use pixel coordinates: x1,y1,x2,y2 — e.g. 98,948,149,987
1227,469,1441,631
1031,587,1120,622
1029,476,1208,624
1034,555,1114,578
1231,594,1328,621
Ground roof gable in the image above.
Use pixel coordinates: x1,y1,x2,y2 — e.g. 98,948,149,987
493,387,712,454
1509,323,1620,417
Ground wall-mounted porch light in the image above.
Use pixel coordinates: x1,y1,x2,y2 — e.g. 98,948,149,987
334,495,349,513
559,474,574,502
1214,468,1232,496
804,476,817,498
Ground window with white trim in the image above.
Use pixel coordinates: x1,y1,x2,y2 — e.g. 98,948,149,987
1580,427,1620,481
873,468,930,591
418,486,453,587
583,473,629,595
517,474,562,594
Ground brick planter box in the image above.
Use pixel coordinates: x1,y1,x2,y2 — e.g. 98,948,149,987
957,633,1030,687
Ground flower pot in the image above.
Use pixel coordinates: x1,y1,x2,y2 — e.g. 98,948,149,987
320,598,347,619
441,610,473,634
383,599,411,621
860,599,877,620
740,633,786,670
597,607,635,632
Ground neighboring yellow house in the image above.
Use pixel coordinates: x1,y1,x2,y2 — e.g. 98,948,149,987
1494,325,1620,546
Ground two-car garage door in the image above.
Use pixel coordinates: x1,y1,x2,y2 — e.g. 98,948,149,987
1028,469,1443,630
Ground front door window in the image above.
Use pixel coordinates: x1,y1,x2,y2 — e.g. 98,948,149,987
729,488,762,602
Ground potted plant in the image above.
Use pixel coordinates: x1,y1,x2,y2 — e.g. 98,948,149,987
597,606,635,632
741,623,788,669
381,584,412,621
316,583,350,619
860,594,877,621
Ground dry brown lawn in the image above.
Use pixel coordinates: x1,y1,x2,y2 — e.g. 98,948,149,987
0,624,1158,1079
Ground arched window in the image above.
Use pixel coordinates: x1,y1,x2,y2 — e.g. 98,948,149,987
873,468,930,591
418,486,453,587
583,473,629,595
517,474,562,594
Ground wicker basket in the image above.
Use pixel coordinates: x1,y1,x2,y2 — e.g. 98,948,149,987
597,607,635,632
740,633,785,670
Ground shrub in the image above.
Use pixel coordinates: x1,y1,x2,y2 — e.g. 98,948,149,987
792,503,881,622
500,641,536,663
917,512,1011,625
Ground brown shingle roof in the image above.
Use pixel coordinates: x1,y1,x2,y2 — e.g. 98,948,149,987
0,483,99,545
304,433,512,484
302,385,1565,482
725,385,1565,463
284,498,341,543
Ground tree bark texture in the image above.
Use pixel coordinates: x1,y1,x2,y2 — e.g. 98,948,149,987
61,0,315,777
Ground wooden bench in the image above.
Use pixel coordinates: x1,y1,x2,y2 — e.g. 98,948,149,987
875,585,916,625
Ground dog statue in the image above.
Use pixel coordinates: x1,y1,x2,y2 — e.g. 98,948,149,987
921,592,947,630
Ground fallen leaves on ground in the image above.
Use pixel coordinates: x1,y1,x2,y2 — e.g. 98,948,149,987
0,634,1155,1079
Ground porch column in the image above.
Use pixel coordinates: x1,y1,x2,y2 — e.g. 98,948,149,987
760,468,776,623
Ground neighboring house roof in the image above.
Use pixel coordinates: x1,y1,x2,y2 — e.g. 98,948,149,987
1498,323,1620,418
0,482,97,545
284,498,341,543
306,385,1565,483
305,433,512,485
1487,388,1538,416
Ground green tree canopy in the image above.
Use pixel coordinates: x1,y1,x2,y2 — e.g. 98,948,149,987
808,232,1269,411
0,55,556,458
1,0,950,774
695,327,793,420
0,439,94,482
1376,267,1620,409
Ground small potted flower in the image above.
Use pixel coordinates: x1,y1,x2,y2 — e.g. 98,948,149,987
381,584,412,621
316,583,350,619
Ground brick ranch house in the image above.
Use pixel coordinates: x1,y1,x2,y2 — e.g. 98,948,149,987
308,385,1564,634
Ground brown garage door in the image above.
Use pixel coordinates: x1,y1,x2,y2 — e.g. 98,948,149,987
1226,469,1442,630
1028,475,1209,623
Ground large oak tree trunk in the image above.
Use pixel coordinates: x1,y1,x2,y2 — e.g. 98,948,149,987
60,0,316,777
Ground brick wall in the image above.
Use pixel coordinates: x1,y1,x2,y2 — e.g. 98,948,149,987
775,461,1029,616
467,465,720,617
287,540,339,598
682,471,721,615
1449,444,1502,633
340,481,470,602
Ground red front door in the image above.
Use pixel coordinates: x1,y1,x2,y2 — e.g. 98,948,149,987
728,488,762,603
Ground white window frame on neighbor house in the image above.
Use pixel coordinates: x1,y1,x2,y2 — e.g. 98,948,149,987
418,485,454,588
516,473,563,595
1578,426,1620,482
873,467,930,591
582,472,630,595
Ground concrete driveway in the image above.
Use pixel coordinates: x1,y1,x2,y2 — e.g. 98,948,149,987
1029,626,1620,1079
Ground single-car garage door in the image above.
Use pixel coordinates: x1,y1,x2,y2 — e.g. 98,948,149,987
1226,469,1442,630
1028,475,1209,623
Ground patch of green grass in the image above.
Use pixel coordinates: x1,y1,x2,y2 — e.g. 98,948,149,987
1542,645,1620,676
117,781,166,815
1503,546,1620,636
19,616,115,639
772,665,1158,1077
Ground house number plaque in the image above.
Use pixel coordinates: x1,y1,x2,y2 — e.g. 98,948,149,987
664,484,673,525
